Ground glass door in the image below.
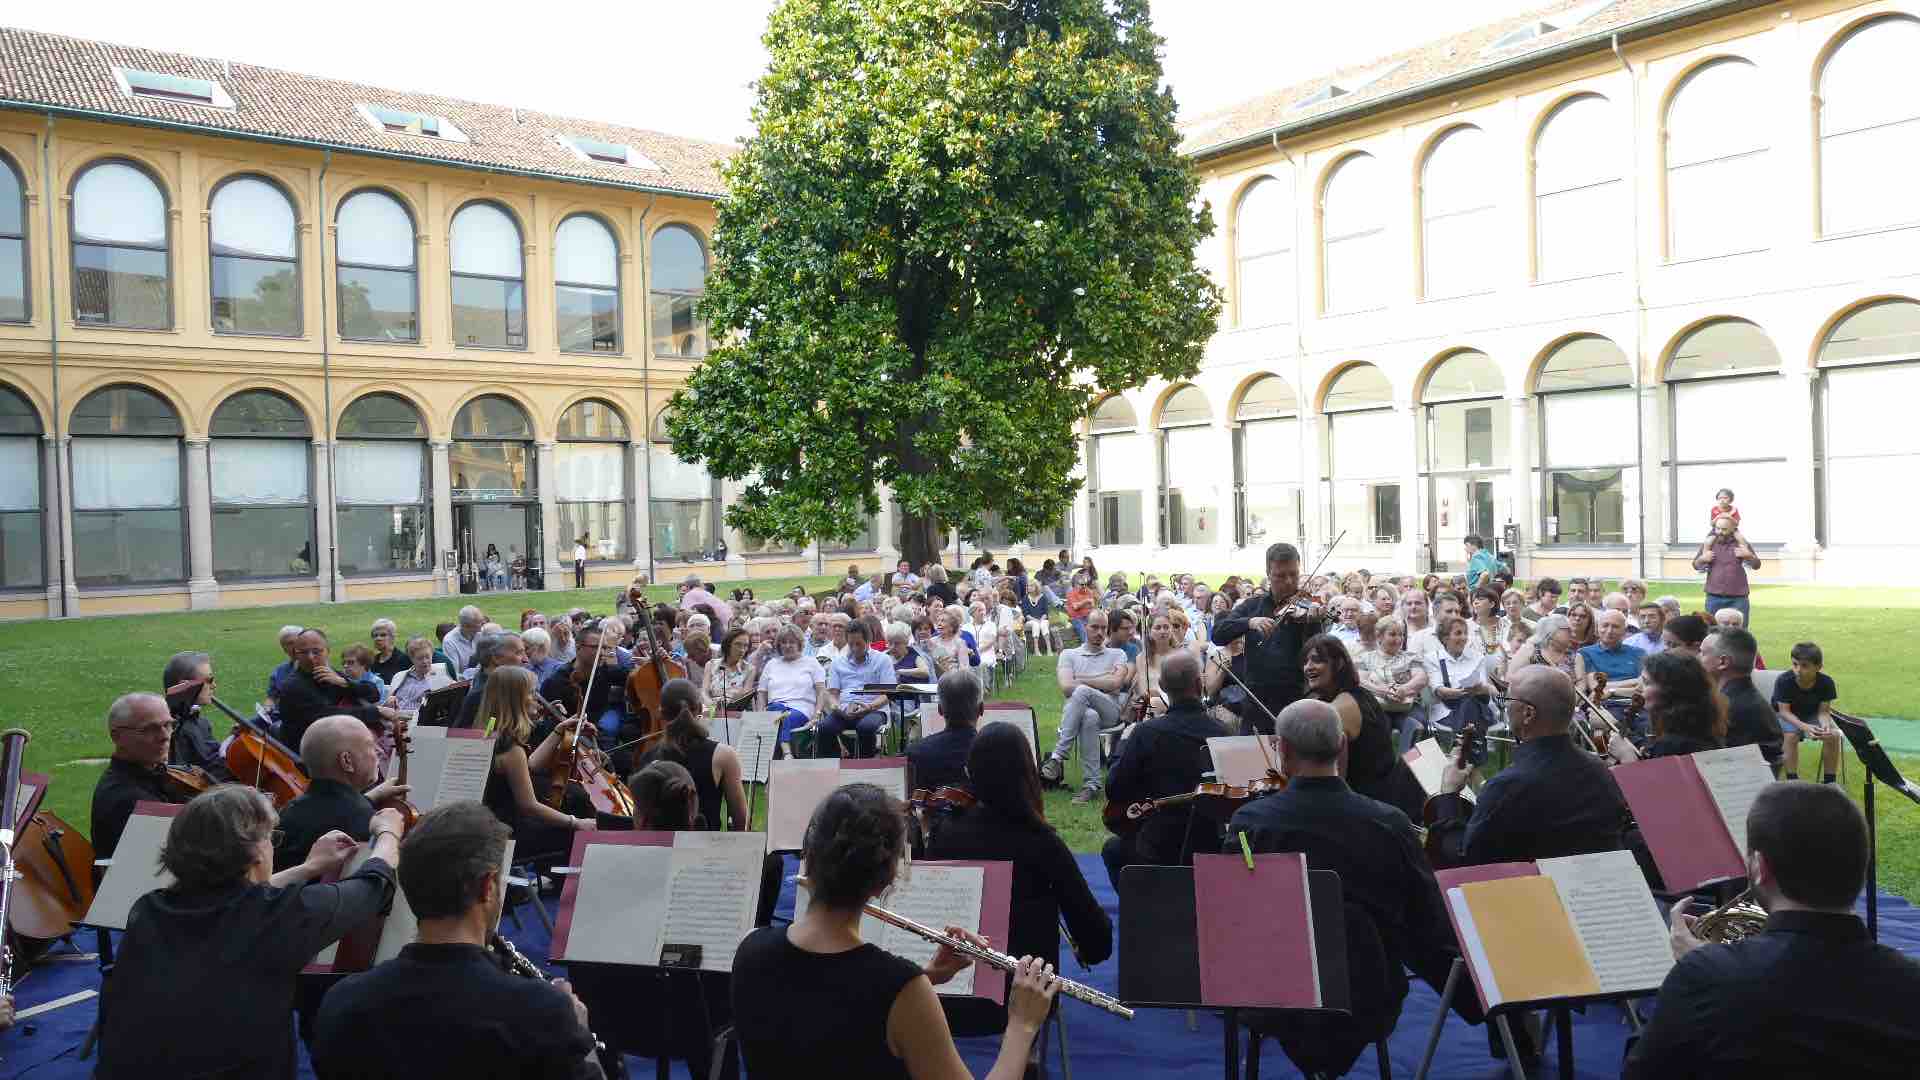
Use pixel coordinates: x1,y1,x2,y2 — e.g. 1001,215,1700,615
454,503,537,592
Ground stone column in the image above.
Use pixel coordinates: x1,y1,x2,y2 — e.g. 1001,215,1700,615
44,435,73,616
311,441,343,600
1071,438,1092,556
536,440,559,591
184,439,219,609
1783,370,1820,559
630,441,652,580
722,476,747,576
1506,396,1534,577
430,441,454,595
1637,384,1663,579
1395,399,1422,572
875,481,899,566
1301,412,1325,556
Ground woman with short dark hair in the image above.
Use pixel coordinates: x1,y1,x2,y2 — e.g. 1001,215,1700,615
731,784,1057,1079
96,785,402,1078
1609,650,1727,763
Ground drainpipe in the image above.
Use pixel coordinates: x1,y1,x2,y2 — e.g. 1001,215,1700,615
1273,132,1312,557
316,150,339,602
42,114,67,617
1613,33,1651,581
636,196,656,584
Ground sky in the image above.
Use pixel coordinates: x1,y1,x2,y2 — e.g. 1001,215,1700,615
6,1,1549,143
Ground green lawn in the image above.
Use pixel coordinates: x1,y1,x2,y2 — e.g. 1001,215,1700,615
4,575,1916,901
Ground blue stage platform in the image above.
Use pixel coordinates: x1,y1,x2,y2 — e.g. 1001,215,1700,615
5,853,1917,1078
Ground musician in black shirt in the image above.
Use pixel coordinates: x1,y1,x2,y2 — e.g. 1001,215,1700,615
1100,651,1229,889
161,650,234,781
90,692,187,861
1209,543,1327,733
314,801,602,1079
1702,627,1783,772
1626,783,1920,1077
908,668,981,793
274,715,412,872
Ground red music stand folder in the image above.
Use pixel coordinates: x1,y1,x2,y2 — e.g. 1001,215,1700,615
1610,744,1771,892
1193,852,1323,1009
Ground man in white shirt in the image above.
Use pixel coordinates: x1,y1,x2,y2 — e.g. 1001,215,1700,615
1042,611,1132,802
441,606,484,673
1400,591,1435,657
571,538,588,589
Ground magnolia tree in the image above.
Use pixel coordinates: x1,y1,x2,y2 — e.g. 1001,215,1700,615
664,0,1221,569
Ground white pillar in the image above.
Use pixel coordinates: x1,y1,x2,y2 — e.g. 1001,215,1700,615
1302,411,1326,555
184,439,219,609
876,481,899,566
630,442,652,579
1783,370,1820,559
312,441,342,599
722,477,747,576
1071,438,1092,556
1637,384,1663,578
1394,400,1421,573
430,441,454,595
1506,396,1534,577
536,440,559,591
41,436,63,616
53,438,79,614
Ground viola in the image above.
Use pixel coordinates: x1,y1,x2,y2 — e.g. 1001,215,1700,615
390,714,421,833
909,785,978,814
567,728,637,820
160,764,219,800
210,697,309,808
1102,775,1286,836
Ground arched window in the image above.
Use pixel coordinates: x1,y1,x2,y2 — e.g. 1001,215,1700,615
1087,395,1144,546
1817,299,1920,545
453,395,537,588
336,393,429,575
209,176,299,336
1666,59,1768,260
71,161,170,329
1818,16,1920,235
0,384,45,587
555,215,620,354
336,190,419,342
1535,336,1635,544
1422,127,1497,299
1234,375,1301,549
0,153,25,324
557,399,629,562
1420,351,1508,557
210,390,313,580
1664,320,1784,541
1157,386,1217,546
1321,364,1400,545
451,202,527,349
1534,95,1622,282
1235,176,1294,327
70,385,185,585
650,225,707,358
1322,154,1386,313
649,409,718,561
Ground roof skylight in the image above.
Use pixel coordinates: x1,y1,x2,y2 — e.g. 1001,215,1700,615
556,133,661,171
1289,60,1407,111
357,104,468,142
114,67,233,109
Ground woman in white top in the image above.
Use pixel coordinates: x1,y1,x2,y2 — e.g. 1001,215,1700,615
1356,618,1426,723
756,626,829,744
386,636,454,714
1129,611,1195,720
1423,614,1492,731
966,601,1000,671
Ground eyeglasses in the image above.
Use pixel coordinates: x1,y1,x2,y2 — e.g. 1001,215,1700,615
116,720,177,737
1492,694,1535,713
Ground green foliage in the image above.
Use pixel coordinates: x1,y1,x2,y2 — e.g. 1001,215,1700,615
666,0,1221,564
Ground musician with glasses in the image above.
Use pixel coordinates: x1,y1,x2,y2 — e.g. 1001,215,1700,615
1625,782,1920,1077
91,692,189,862
95,784,401,1079
161,650,235,781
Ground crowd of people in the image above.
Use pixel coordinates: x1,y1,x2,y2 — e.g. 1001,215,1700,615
32,530,1917,1078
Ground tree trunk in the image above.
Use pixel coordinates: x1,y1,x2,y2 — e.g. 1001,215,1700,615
898,511,945,572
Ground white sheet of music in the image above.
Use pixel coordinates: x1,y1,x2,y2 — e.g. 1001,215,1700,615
767,760,907,851
795,863,984,997
1207,736,1283,787
12,780,39,829
1405,738,1476,804
83,812,175,930
560,842,673,966
402,728,494,810
728,713,781,785
1691,743,1772,859
1537,850,1674,995
658,832,766,972
981,710,1039,763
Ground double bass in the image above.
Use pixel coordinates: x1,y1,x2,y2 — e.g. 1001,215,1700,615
210,696,310,808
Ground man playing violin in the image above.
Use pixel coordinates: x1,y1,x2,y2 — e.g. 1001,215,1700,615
90,692,188,861
1099,651,1228,890
1210,543,1328,735
539,620,631,744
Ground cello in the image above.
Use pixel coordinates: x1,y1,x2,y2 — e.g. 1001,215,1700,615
3,733,97,966
623,628,688,745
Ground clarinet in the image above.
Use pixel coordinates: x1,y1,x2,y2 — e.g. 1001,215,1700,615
0,728,29,1002
488,931,608,1053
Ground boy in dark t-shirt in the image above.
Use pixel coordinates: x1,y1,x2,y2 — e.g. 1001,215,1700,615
1772,641,1841,783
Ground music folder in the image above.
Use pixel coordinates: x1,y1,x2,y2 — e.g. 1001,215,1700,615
765,756,907,852
722,711,781,784
1442,849,1673,1011
398,726,494,810
1402,737,1476,803
11,769,49,832
1611,743,1772,891
551,830,768,974
307,837,515,974
793,859,1013,1003
82,801,182,931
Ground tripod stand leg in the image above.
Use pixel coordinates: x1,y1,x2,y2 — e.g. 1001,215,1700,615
1414,959,1462,1080
1494,1015,1526,1080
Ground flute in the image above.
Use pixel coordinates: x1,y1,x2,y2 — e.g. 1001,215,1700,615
795,876,1134,1019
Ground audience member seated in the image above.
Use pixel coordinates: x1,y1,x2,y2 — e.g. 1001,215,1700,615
278,629,396,754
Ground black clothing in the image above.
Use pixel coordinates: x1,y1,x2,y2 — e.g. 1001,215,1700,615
1723,675,1784,770
278,667,384,752
274,778,375,873
540,663,630,731
484,734,573,860
455,667,491,730
1425,733,1631,868
95,858,396,1080
907,725,976,794
1624,910,1920,1079
369,649,411,683
730,926,923,1080
639,736,725,830
1771,671,1838,727
925,581,958,607
1101,700,1228,885
90,756,179,860
1211,594,1327,728
1639,733,1722,759
1335,687,1424,820
313,941,602,1080
169,703,235,782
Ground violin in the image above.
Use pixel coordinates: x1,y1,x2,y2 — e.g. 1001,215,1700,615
160,764,219,800
909,785,978,814
560,723,637,820
211,697,309,808
1102,775,1286,836
390,714,421,833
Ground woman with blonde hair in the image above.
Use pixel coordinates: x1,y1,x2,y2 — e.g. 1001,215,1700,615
479,665,594,856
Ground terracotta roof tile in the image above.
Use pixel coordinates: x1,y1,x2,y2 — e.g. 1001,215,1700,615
0,25,733,198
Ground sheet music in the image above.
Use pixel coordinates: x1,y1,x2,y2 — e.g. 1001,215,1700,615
767,760,907,851
659,832,766,972
1537,850,1674,995
1207,736,1282,787
401,729,494,810
1692,744,1772,859
728,713,781,785
1404,739,1476,803
83,811,175,931
869,864,984,996
980,710,1038,762
560,842,672,965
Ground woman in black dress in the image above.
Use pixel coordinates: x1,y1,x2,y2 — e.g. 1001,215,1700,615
1303,633,1426,819
478,665,595,858
1609,650,1726,762
731,784,1057,1080
634,677,749,831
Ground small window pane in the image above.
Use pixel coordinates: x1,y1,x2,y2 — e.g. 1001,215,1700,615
72,437,180,508
1674,460,1789,543
1324,364,1393,412
1667,321,1780,381
74,245,169,328
71,387,181,437
1236,376,1297,420
1095,432,1150,482
451,276,527,348
0,238,25,322
0,162,21,235
74,508,183,585
212,391,310,436
0,437,39,510
650,499,714,560
210,178,296,258
1242,416,1301,481
1537,182,1624,281
73,163,166,246
1820,123,1920,235
558,285,619,353
1165,426,1221,545
212,256,299,336
211,439,309,503
1819,299,1920,367
1090,395,1138,432
1323,154,1380,238
648,451,711,501
451,203,524,278
340,394,425,439
1823,363,1920,457
1543,389,1635,465
1236,176,1293,326
1422,127,1500,298
337,192,415,268
1536,95,1617,195
1667,60,1766,168
1329,409,1400,478
649,290,705,357
555,443,624,500
454,397,533,440
1537,336,1632,393
1820,17,1920,136
1548,468,1633,543
1093,491,1143,546
1668,155,1769,260
1324,231,1387,312
1158,386,1211,427
558,501,627,561
557,400,629,441
556,216,618,286
336,441,425,503
450,440,532,499
337,266,418,341
1427,400,1509,470
213,505,314,579
651,225,706,292
0,509,45,588
1236,252,1292,329
337,505,430,573
1423,350,1504,402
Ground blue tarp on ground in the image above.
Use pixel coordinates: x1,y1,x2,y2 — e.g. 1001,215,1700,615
6,853,1917,1079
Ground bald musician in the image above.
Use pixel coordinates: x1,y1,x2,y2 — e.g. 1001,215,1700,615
90,692,188,861
275,715,413,873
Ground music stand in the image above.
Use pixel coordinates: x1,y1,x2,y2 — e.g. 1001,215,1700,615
1117,865,1349,1080
1834,713,1920,940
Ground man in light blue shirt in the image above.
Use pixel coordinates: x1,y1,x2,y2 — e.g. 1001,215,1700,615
1464,534,1499,592
816,621,898,758
1624,601,1666,656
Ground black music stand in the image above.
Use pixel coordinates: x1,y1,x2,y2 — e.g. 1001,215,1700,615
1117,865,1349,1080
1834,713,1920,940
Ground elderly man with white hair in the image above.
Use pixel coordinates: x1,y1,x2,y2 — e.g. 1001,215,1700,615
1574,608,1646,728
1222,698,1479,1073
441,606,485,673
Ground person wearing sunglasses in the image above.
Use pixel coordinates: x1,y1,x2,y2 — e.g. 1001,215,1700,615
162,649,236,782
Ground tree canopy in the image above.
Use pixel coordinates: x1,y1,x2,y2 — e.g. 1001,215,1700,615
664,0,1221,567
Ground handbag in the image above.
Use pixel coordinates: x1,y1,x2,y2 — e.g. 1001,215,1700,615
1440,656,1496,732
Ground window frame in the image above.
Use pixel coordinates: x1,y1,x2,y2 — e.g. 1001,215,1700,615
335,392,431,577
334,188,421,344
68,158,173,331
1156,386,1217,547
1420,125,1498,300
1320,152,1387,315
648,223,709,359
1086,395,1144,548
207,173,302,339
0,150,28,325
1233,377,1304,551
1532,93,1624,283
449,200,529,352
0,383,45,590
68,384,188,587
1816,15,1920,238
1663,57,1769,262
1233,175,1294,329
208,390,316,582
556,399,630,563
554,212,623,355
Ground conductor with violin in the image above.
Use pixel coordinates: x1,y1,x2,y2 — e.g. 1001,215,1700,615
1210,543,1329,734
1099,650,1229,890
